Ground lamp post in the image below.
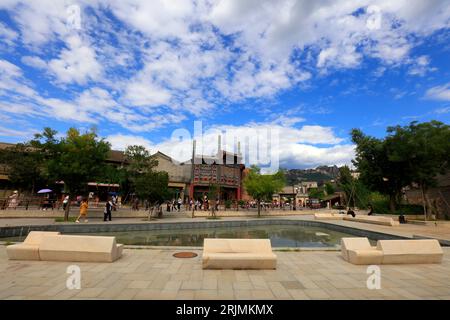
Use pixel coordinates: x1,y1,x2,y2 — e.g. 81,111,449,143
293,186,298,211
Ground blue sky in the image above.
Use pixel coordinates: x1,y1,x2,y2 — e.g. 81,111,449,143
0,1,449,169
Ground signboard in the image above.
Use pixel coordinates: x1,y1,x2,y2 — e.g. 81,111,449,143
193,164,240,187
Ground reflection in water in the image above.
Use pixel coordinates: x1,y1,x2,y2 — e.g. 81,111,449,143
73,225,356,247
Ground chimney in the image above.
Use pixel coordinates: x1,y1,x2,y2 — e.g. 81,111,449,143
192,139,196,164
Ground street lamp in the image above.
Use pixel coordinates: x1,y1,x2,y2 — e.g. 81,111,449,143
293,186,299,211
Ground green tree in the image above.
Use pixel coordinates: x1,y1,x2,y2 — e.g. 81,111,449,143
308,187,325,200
31,127,111,221
351,121,450,214
385,121,450,218
325,182,335,196
351,129,410,212
337,166,371,209
207,183,220,218
0,143,47,193
243,166,285,217
123,145,169,216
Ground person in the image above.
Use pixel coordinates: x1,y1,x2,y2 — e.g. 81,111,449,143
399,214,407,224
171,199,176,212
112,195,117,211
189,198,193,211
367,205,373,216
8,190,19,209
76,195,82,207
104,198,113,221
62,195,69,211
346,207,356,218
76,199,89,223
177,198,182,212
144,199,149,211
195,199,199,211
117,195,122,208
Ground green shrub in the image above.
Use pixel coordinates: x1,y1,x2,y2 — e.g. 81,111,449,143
225,200,232,209
369,193,423,215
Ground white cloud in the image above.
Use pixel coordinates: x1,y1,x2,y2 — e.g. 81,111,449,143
106,133,154,151
434,106,450,114
425,83,450,101
21,56,47,69
48,35,102,85
0,21,17,46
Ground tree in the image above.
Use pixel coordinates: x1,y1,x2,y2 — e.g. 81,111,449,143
351,128,410,212
308,188,325,200
385,121,450,218
31,127,111,221
207,183,220,218
337,166,370,209
243,166,285,217
351,121,450,214
0,143,47,193
325,182,335,196
122,145,169,217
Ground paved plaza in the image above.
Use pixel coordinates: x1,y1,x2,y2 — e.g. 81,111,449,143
1,245,449,300
1,211,450,300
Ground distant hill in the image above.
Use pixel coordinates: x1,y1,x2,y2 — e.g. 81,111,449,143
284,165,340,185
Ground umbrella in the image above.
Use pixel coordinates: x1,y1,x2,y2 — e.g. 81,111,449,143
37,189,52,194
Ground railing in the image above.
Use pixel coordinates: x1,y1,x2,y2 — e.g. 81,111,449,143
0,197,62,210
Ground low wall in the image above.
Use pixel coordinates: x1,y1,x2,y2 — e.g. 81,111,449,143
0,208,148,219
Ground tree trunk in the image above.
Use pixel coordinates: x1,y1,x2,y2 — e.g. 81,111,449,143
211,200,216,217
420,184,427,221
257,200,261,217
64,196,71,222
389,194,396,213
424,192,434,220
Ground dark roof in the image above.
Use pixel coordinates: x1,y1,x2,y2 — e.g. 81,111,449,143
106,150,126,163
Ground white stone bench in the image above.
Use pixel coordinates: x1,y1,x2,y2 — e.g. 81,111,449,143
7,231,61,261
377,239,443,264
341,237,443,265
344,215,400,226
7,232,123,263
202,238,277,270
314,213,345,220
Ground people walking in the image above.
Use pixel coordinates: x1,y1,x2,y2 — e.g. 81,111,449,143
62,195,69,211
8,190,19,209
104,198,113,221
177,197,182,212
76,199,89,223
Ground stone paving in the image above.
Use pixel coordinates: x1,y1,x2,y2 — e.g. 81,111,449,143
1,246,449,300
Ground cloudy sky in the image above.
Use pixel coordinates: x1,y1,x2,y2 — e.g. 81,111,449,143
0,0,449,169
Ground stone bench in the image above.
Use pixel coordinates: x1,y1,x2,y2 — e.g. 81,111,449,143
7,231,123,263
344,215,400,226
341,237,443,265
314,213,345,220
202,238,277,270
6,231,61,261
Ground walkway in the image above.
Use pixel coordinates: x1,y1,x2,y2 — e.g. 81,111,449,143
1,247,449,300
